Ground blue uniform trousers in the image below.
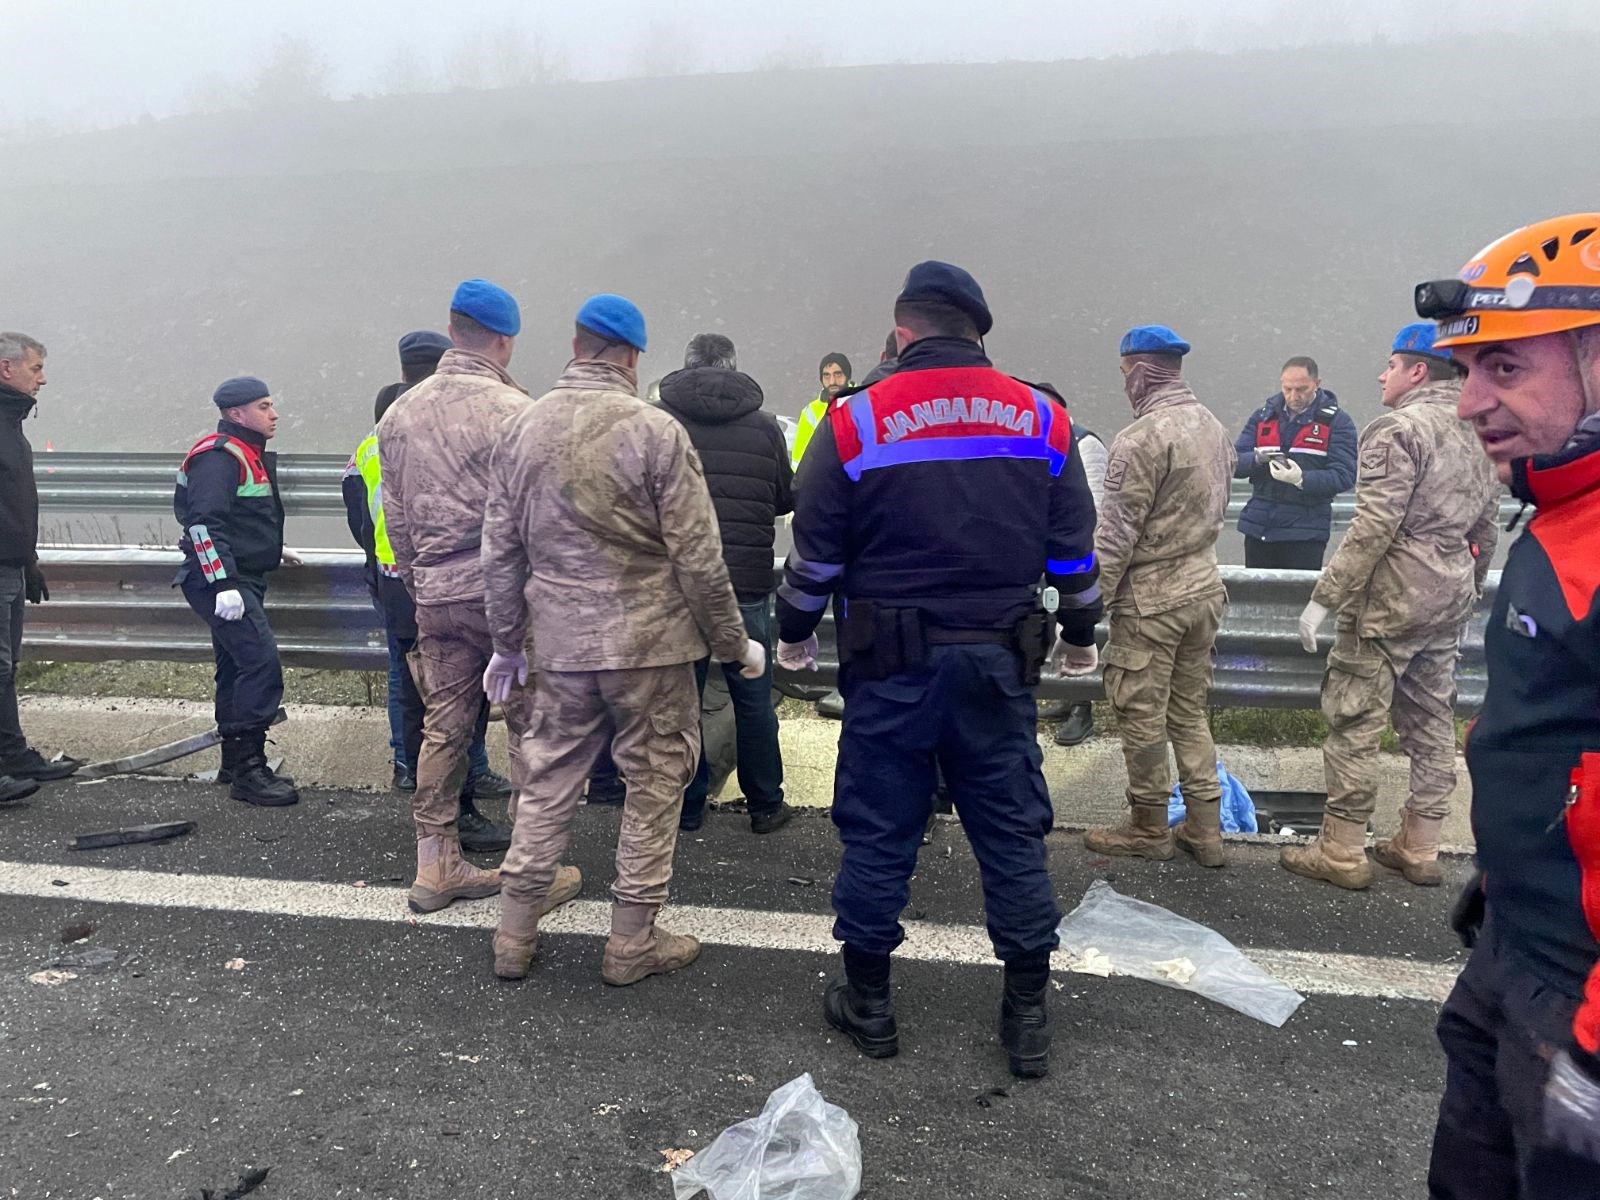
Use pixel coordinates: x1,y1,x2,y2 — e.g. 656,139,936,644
180,574,284,736
831,643,1060,963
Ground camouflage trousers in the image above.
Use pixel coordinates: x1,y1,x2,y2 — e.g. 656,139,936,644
500,662,700,927
410,599,534,838
1321,625,1460,825
1102,593,1226,814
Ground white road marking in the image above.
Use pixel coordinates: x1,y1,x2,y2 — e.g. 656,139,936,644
0,860,1460,1003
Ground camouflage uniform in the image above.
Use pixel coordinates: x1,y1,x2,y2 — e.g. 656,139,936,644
1089,383,1235,859
481,358,747,941
379,349,533,842
1309,381,1500,833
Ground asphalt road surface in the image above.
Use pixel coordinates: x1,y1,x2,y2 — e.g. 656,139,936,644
0,777,1470,1199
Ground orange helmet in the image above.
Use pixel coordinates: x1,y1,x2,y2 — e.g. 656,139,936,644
1415,213,1600,348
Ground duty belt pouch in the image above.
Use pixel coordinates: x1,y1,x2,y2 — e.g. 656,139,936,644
1012,611,1052,687
839,601,925,681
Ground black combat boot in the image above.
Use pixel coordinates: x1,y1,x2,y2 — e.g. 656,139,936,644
215,736,241,786
226,734,299,808
823,946,898,1059
458,792,512,854
999,955,1052,1079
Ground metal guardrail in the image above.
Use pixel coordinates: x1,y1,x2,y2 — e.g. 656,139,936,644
25,548,1493,713
33,452,1520,530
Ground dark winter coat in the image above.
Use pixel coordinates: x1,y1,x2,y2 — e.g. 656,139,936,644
1233,389,1358,543
173,420,284,592
657,367,793,601
0,384,38,567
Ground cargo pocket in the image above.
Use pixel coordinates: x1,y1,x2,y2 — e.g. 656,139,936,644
1100,642,1154,714
647,697,701,782
1321,647,1383,726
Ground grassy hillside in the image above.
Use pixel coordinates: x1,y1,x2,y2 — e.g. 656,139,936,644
2,38,1595,459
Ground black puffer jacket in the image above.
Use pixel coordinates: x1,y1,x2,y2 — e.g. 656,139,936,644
0,384,38,568
657,367,792,601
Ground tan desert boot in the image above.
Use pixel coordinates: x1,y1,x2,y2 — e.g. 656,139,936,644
1174,797,1226,868
1280,815,1373,890
492,866,584,980
601,902,701,987
1084,801,1175,861
409,833,502,914
1373,811,1445,887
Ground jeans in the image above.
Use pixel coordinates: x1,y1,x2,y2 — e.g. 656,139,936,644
0,565,25,757
681,597,784,822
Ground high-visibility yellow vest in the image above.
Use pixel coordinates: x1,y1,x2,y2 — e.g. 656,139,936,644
791,394,830,471
354,429,395,567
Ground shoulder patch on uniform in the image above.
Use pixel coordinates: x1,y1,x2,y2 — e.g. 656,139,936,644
1360,445,1389,479
1104,456,1128,492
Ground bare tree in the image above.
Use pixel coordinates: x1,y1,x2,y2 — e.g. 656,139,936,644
626,16,699,78
378,43,435,96
446,24,567,91
756,36,837,72
247,35,332,109
181,71,243,116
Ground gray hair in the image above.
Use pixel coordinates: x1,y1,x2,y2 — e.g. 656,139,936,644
684,333,736,371
0,332,45,363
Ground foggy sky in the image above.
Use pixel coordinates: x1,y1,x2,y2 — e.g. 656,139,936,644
10,0,1600,128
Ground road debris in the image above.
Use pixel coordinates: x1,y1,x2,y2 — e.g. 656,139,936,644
593,1103,622,1116
51,946,119,973
1057,880,1304,1027
28,969,78,986
658,1148,695,1173
1067,948,1113,977
225,958,247,971
669,1073,860,1199
70,821,195,851
58,922,96,943
974,1087,1009,1108
185,1165,271,1200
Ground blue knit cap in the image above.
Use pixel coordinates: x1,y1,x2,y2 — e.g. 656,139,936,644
213,375,270,409
576,293,648,352
450,278,521,337
1119,325,1192,357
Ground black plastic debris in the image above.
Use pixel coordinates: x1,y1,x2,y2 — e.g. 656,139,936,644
190,1166,271,1200
50,946,120,973
69,821,195,851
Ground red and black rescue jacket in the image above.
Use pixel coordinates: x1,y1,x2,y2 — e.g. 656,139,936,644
1469,432,1600,1061
173,420,284,592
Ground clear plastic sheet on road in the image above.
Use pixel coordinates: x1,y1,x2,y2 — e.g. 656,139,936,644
671,1073,861,1200
1056,880,1304,1027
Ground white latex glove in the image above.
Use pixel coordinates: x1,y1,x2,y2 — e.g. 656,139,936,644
1269,457,1304,488
280,548,304,567
214,589,245,621
776,635,819,672
1052,638,1099,676
737,638,768,681
1299,600,1329,652
1545,1049,1600,1165
482,650,528,703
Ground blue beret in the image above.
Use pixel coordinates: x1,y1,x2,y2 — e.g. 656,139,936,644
576,293,648,352
1119,325,1191,357
896,261,993,336
450,278,521,337
213,375,270,409
1392,321,1452,362
397,330,452,367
